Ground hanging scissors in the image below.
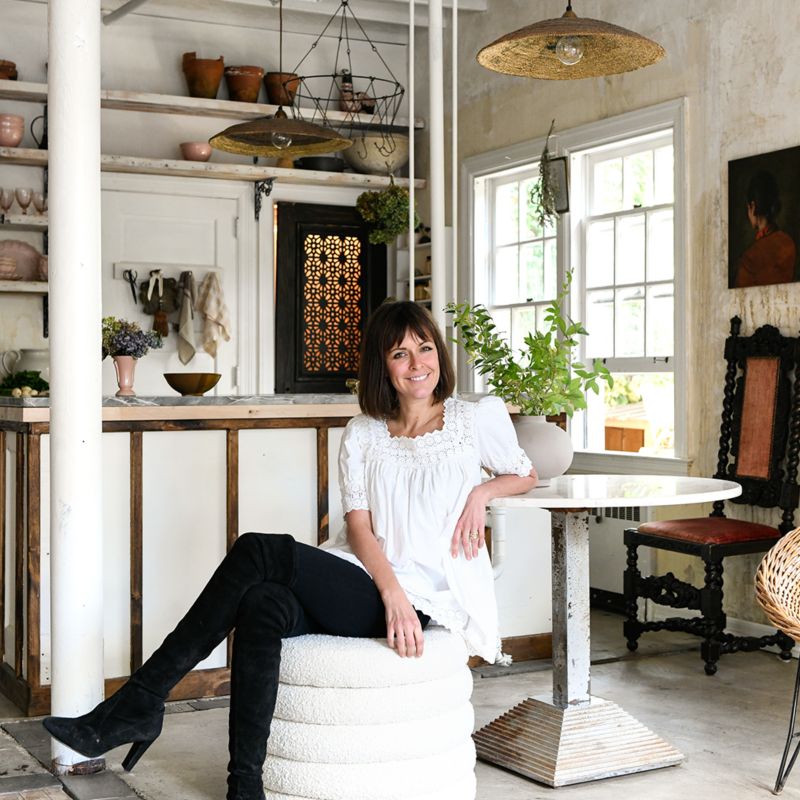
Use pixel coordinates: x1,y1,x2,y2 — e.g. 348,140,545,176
122,269,138,304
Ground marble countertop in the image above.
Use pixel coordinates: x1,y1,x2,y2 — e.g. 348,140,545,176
0,393,361,424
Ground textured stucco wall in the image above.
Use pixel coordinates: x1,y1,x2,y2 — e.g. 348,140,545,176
453,0,800,623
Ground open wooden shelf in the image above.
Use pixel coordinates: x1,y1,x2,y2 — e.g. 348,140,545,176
0,79,425,130
1,213,47,231
0,280,47,293
0,148,425,189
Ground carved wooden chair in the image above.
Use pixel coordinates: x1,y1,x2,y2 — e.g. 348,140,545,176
623,316,800,675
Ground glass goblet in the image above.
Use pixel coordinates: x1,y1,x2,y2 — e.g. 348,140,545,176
32,192,46,215
0,188,13,215
14,188,32,215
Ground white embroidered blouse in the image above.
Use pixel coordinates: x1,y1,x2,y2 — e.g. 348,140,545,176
322,395,532,662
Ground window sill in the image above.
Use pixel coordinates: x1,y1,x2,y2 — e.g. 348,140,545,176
569,451,692,477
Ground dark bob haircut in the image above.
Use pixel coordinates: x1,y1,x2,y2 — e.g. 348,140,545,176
358,301,455,419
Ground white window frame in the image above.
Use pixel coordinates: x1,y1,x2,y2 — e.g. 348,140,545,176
460,99,688,476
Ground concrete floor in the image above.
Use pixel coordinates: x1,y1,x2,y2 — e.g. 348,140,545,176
1,611,799,799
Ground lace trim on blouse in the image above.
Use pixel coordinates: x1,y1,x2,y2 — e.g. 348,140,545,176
375,398,477,468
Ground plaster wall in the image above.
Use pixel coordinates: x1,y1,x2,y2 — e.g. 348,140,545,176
454,0,800,624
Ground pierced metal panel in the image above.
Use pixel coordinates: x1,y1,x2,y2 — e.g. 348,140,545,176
301,233,362,374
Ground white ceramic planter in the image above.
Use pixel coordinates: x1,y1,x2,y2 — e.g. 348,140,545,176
513,415,573,487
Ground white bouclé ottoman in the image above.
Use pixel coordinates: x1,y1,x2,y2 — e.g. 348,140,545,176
263,627,476,800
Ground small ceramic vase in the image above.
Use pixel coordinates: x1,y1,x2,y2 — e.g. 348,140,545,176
0,114,24,147
182,52,224,99
179,142,212,162
113,355,137,397
224,65,264,103
264,72,299,106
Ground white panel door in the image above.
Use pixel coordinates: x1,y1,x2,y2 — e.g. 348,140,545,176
101,176,245,397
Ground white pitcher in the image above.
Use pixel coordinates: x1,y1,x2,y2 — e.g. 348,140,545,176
1,348,50,380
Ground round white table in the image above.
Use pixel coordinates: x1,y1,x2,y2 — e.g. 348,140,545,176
474,475,742,787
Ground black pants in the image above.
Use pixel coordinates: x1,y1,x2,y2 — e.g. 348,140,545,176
287,540,430,637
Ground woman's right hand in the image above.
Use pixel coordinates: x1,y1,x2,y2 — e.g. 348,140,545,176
382,586,424,658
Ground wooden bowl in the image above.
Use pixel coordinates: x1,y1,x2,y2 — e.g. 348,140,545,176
163,372,221,396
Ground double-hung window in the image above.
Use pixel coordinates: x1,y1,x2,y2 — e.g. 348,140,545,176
465,101,686,466
571,130,677,458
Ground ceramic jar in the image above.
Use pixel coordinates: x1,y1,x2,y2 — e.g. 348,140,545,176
264,72,299,106
182,52,224,99
1,348,50,380
0,114,24,147
224,65,264,103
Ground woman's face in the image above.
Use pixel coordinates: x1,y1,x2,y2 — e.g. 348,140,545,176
385,329,440,406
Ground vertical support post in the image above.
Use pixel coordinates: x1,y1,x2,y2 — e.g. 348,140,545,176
226,429,238,668
316,427,329,545
407,0,415,300
428,0,446,328
0,430,5,664
48,0,104,773
550,511,591,708
25,434,41,691
129,432,143,674
14,437,23,677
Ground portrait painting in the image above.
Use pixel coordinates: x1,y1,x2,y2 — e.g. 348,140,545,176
728,145,800,289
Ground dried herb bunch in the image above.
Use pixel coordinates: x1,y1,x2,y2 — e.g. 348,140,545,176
529,119,558,229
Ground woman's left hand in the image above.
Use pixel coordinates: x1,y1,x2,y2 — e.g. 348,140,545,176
451,485,488,560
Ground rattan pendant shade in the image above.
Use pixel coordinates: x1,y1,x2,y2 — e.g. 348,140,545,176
477,5,665,80
209,109,352,157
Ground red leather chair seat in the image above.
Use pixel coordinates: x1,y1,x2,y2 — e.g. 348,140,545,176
637,517,780,546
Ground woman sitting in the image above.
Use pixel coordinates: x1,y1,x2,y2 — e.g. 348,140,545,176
44,300,537,800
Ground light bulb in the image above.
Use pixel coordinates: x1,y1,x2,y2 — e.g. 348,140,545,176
271,130,292,150
555,36,584,65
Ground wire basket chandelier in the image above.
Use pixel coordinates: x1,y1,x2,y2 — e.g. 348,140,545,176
288,0,407,160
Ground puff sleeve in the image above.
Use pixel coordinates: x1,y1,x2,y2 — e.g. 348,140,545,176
338,415,370,513
475,395,533,477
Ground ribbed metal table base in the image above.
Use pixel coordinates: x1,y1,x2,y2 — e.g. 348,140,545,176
473,694,683,787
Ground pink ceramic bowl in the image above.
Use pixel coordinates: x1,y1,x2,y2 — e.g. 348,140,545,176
180,141,212,162
0,114,24,147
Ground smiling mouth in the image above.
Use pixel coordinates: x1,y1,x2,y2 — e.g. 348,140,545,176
409,374,430,382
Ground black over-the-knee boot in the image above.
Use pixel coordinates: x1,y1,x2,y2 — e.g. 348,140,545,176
44,533,297,771
227,582,302,800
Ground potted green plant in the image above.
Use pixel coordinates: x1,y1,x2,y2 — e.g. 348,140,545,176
102,316,163,398
446,273,612,483
356,181,420,245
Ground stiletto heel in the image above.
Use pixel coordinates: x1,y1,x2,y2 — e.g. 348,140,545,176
121,738,155,771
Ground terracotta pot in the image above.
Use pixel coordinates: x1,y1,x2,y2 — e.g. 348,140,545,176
0,60,17,81
179,141,212,162
182,52,224,99
264,72,300,106
0,114,24,147
224,65,264,103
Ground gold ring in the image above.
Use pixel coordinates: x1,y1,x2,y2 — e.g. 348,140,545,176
468,531,479,541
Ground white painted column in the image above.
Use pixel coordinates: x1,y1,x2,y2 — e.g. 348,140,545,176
48,0,105,773
407,0,415,302
427,0,445,328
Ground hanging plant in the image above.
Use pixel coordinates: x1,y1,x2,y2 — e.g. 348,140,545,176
529,119,559,229
356,180,420,245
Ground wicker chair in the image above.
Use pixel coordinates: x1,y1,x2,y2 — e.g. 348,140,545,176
624,317,800,675
755,527,800,794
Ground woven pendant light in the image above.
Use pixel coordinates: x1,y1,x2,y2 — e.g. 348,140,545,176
477,2,665,80
210,107,351,157
209,0,351,157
